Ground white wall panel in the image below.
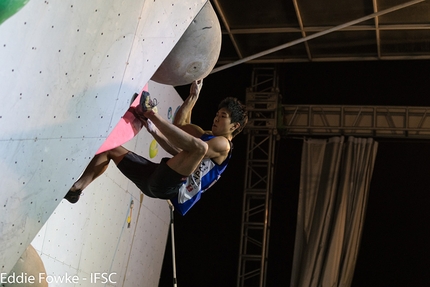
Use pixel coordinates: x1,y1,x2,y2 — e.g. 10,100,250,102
0,0,206,279
31,82,185,286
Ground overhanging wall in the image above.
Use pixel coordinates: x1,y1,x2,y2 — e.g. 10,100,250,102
0,0,206,279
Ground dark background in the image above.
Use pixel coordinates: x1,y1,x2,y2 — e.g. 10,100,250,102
159,60,430,287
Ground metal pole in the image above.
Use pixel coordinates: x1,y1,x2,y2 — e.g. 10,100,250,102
167,200,178,287
211,0,424,74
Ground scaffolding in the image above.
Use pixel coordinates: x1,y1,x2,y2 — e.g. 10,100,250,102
237,66,430,287
237,67,280,287
281,105,430,138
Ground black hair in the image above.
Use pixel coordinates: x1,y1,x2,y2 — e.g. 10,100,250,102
218,97,248,137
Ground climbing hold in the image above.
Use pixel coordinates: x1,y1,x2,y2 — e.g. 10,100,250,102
0,0,31,25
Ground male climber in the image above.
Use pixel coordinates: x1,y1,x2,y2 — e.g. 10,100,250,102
64,80,248,215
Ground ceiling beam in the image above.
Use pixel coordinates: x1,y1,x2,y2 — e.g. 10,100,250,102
222,24,430,35
212,0,425,74
216,55,430,65
373,0,382,59
292,0,312,61
211,0,243,59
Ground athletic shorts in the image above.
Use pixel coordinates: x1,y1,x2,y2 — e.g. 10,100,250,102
116,152,184,199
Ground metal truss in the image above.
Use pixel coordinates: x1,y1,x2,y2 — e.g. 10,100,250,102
281,105,430,139
237,67,280,287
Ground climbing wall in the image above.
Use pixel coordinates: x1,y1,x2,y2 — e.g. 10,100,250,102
0,0,206,281
31,81,183,286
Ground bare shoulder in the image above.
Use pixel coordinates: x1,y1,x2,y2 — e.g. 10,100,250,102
207,136,230,151
205,136,231,164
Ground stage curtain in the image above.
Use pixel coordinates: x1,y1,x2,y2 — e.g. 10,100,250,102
290,136,378,287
